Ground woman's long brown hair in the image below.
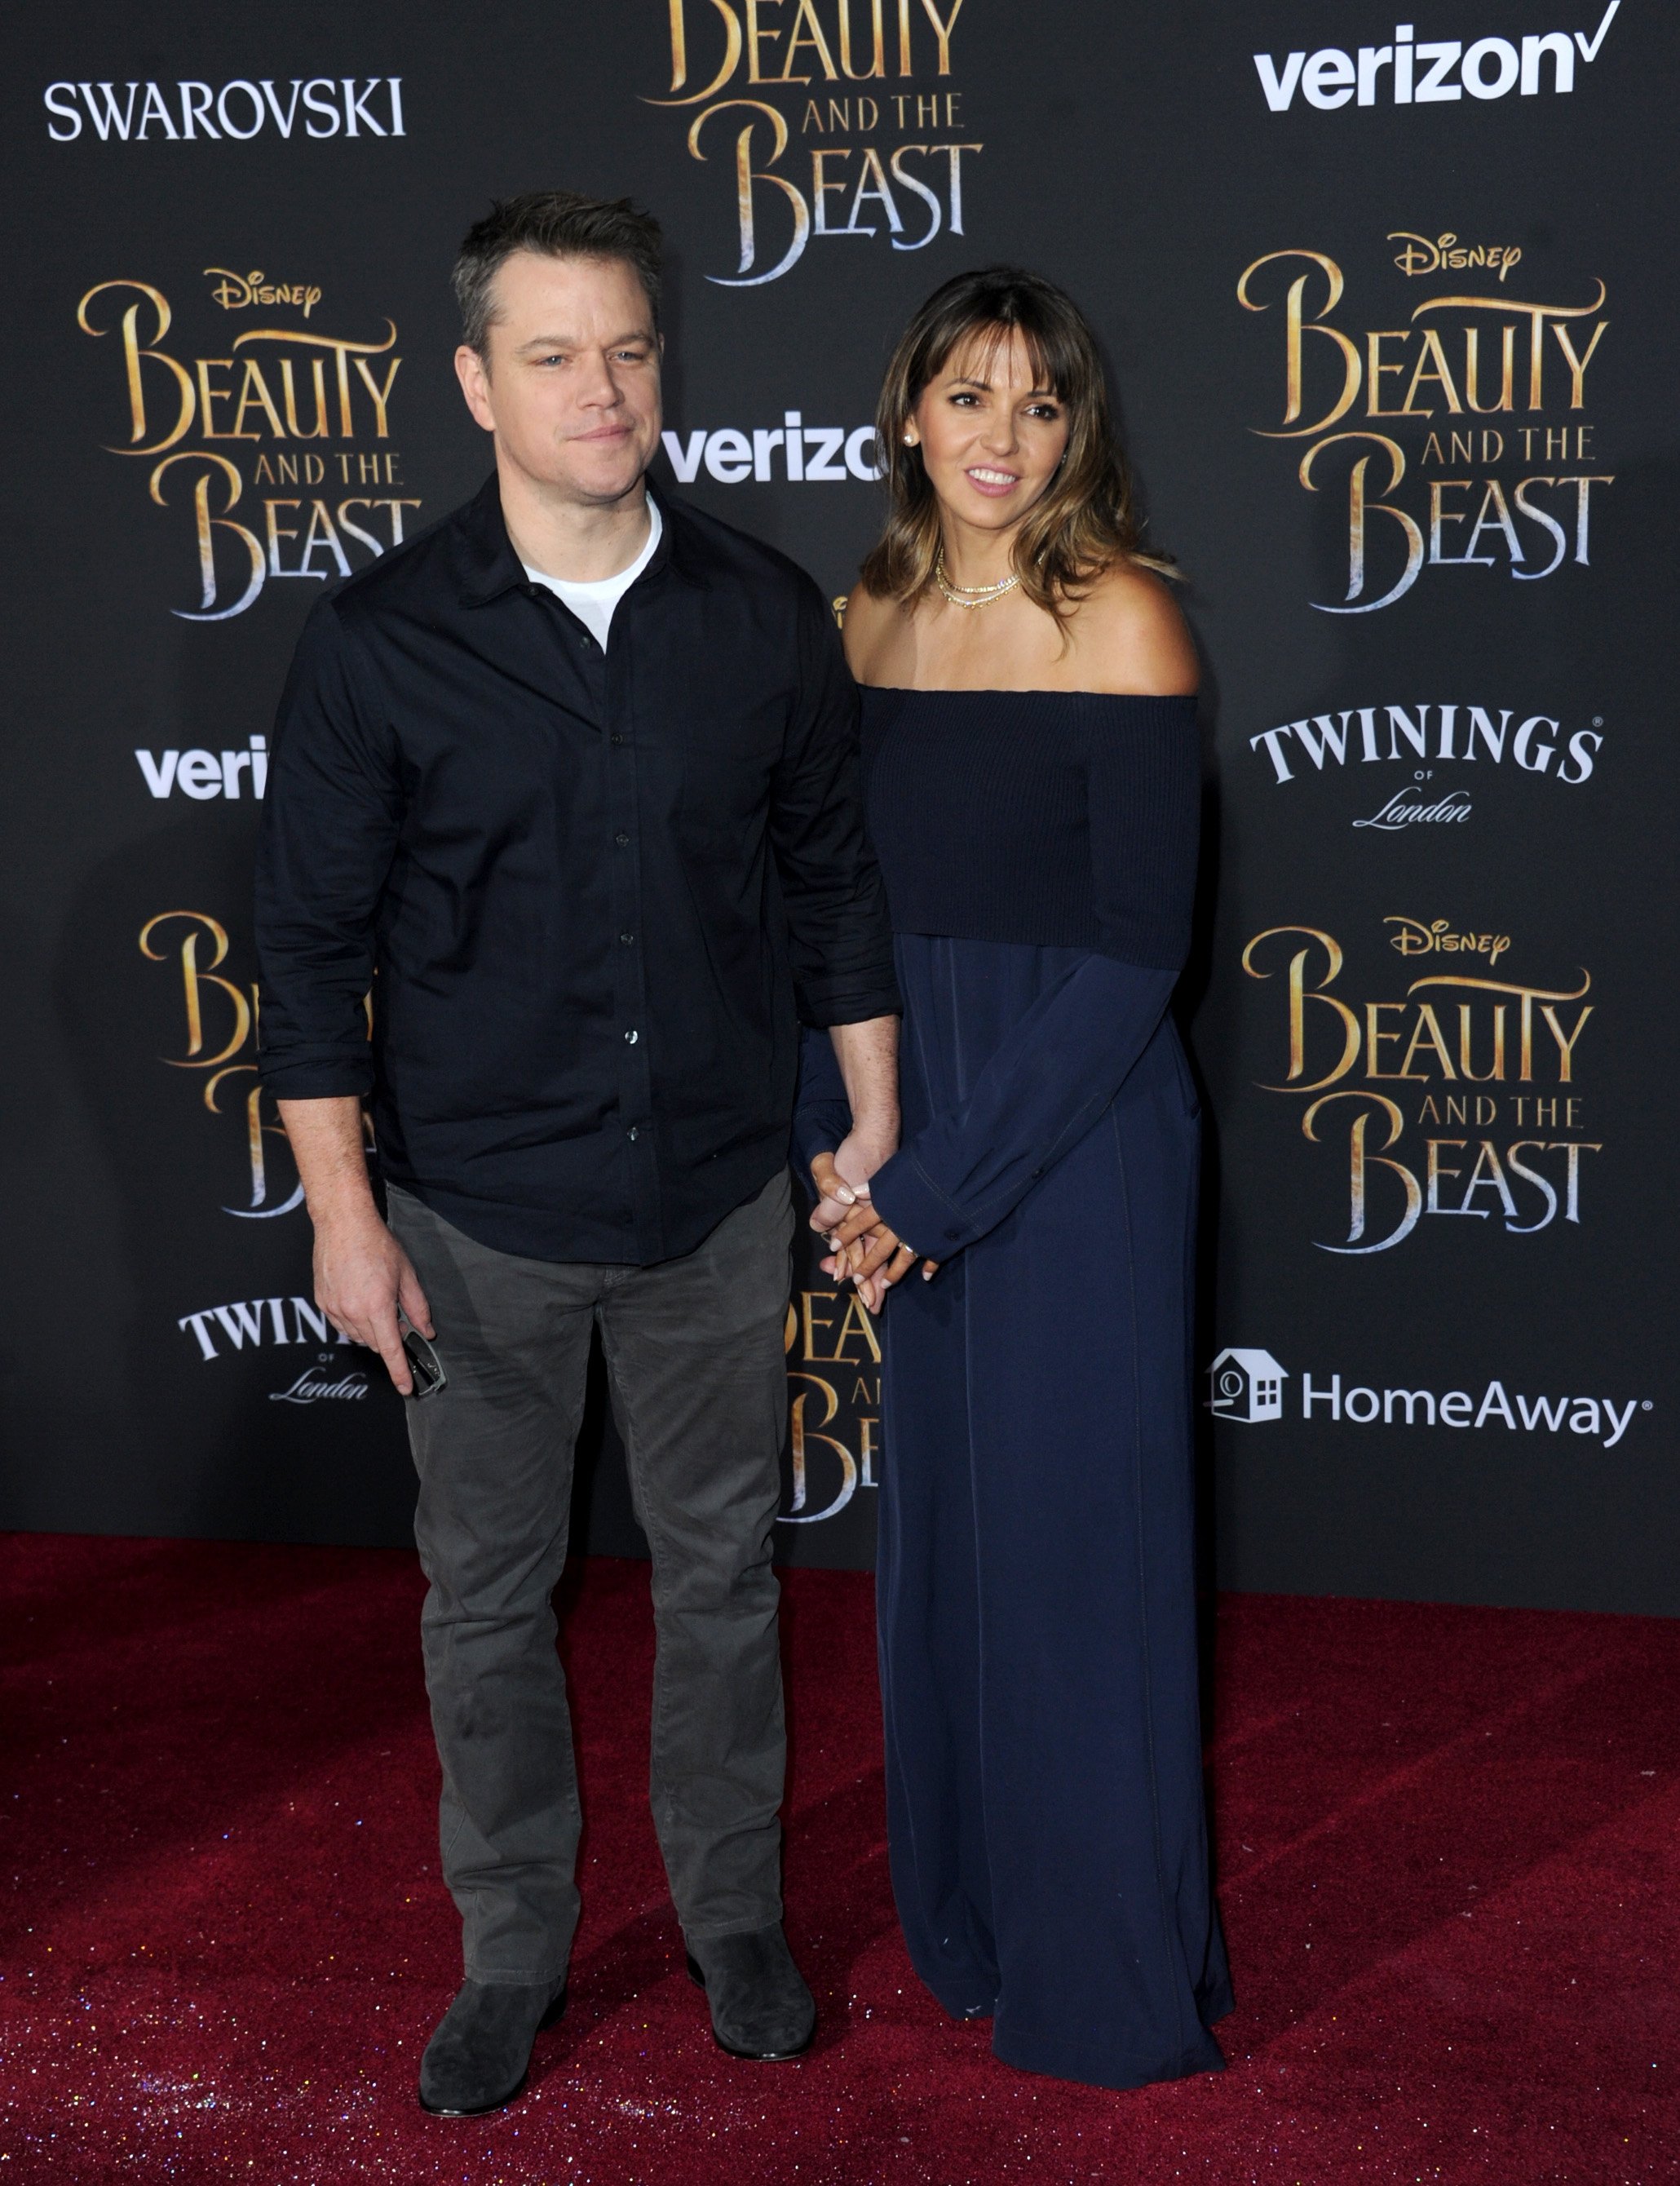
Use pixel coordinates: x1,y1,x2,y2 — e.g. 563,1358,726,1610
859,265,1173,622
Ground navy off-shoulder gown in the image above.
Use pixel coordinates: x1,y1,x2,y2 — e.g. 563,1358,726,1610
800,687,1231,2091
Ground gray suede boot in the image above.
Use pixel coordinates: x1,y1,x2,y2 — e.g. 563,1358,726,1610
686,1923,816,2060
418,1976,568,2116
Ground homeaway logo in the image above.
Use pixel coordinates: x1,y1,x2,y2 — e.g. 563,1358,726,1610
661,418,882,485
1253,2,1620,109
1209,1347,1650,1449
1209,1348,1289,1422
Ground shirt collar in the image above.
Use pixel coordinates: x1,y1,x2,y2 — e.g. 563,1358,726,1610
457,470,705,606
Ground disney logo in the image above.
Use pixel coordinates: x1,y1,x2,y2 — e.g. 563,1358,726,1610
206,265,323,317
1385,916,1510,965
1389,231,1522,282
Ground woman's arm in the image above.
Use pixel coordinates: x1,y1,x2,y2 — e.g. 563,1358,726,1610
833,572,1201,1290
861,954,1179,1260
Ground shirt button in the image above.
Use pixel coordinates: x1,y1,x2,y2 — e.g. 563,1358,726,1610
614,830,629,846
610,732,624,746
620,931,635,946
626,1126,639,1142
624,1028,639,1044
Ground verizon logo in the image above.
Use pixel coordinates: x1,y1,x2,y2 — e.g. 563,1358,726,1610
1254,2,1619,109
136,737,268,800
660,418,882,486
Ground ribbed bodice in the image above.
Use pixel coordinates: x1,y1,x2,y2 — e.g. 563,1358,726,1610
858,687,1200,972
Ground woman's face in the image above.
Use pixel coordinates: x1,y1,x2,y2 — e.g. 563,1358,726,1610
905,327,1071,534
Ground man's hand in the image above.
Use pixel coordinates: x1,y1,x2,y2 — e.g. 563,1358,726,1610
809,1121,895,1223
805,1015,903,1303
312,1206,434,1395
808,1147,886,1314
278,1093,434,1395
808,1148,864,1240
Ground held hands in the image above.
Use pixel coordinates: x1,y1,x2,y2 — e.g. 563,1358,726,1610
809,1146,940,1315
312,1206,434,1395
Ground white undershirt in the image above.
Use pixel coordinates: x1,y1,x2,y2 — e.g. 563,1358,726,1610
522,498,664,650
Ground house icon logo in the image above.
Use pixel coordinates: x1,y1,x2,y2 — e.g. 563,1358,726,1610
1209,1347,1288,1423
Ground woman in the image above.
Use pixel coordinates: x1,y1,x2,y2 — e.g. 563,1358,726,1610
802,267,1231,2091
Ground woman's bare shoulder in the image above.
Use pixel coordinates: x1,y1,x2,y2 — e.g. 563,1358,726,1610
842,581,907,682
1068,562,1199,697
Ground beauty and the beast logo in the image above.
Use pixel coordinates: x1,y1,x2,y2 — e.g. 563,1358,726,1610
1243,918,1599,1254
783,1285,882,1521
648,0,979,285
1238,231,1611,612
78,270,419,620
139,909,329,1217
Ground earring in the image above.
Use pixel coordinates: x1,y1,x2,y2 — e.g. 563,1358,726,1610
904,433,915,445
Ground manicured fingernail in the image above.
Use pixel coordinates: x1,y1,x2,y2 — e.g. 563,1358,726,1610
922,1267,934,1280
837,1187,855,1204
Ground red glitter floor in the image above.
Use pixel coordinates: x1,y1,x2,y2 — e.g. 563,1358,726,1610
2,1533,1676,2184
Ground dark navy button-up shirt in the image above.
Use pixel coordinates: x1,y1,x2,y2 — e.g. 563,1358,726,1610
254,475,899,1265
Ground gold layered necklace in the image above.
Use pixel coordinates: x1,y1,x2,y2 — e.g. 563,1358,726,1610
934,555,1020,611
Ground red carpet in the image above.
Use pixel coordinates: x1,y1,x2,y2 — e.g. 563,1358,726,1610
1,1535,1675,2183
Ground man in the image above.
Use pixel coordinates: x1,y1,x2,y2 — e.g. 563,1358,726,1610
255,191,900,2117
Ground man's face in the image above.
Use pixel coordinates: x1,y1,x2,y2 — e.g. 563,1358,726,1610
454,250,662,507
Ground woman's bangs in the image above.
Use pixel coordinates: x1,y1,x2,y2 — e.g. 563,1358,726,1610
925,312,1067,405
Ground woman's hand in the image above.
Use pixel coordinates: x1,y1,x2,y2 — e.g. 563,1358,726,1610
817,1193,942,1312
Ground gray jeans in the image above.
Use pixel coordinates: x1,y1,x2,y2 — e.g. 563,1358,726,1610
387,1171,794,1987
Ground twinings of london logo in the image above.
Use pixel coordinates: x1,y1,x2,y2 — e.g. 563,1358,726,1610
648,0,980,285
77,271,419,620
1245,697,1607,833
1242,919,1599,1255
1237,234,1611,613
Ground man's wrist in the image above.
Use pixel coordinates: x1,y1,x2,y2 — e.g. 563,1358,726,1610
307,1182,384,1236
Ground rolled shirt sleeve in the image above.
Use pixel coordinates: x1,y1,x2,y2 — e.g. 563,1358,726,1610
254,597,401,1100
768,584,902,1029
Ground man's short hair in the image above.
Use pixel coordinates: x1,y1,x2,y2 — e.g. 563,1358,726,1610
453,190,664,356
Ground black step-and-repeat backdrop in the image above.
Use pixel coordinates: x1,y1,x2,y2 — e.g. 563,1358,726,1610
3,2,1673,1610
